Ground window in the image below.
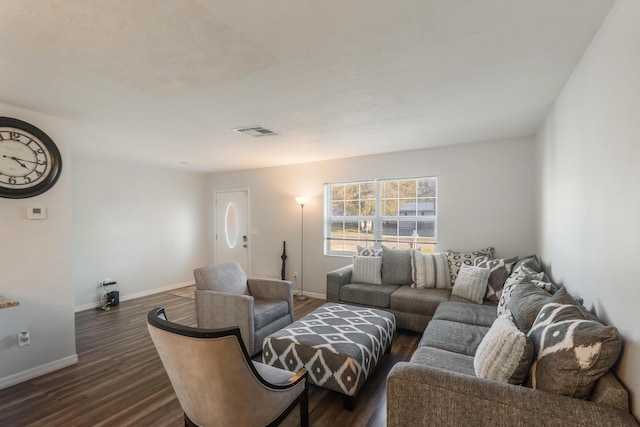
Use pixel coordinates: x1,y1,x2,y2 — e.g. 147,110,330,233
324,177,437,255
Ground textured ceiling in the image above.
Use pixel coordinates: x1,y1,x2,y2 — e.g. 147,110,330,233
0,0,615,172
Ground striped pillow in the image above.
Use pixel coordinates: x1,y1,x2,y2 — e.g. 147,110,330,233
352,255,383,285
411,250,451,289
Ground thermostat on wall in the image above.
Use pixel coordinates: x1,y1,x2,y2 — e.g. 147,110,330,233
27,206,47,220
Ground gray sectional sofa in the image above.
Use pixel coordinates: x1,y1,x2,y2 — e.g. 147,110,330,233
326,247,639,426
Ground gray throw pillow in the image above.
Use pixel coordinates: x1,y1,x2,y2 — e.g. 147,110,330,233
381,245,412,285
451,264,491,304
527,301,622,399
497,263,553,317
352,255,382,285
507,280,556,332
474,313,534,384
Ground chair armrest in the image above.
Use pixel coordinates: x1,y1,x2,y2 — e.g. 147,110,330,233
326,264,353,302
248,278,293,301
248,279,294,316
387,362,639,427
288,368,308,384
195,290,255,353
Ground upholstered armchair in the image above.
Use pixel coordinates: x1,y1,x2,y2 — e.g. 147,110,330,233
193,262,294,356
147,307,308,427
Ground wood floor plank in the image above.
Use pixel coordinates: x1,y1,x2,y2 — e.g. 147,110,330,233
0,291,420,426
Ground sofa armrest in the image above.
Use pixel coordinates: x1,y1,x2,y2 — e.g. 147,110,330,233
248,278,294,315
387,362,639,427
326,264,353,302
195,289,255,353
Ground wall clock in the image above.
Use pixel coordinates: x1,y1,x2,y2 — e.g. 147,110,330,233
0,117,62,199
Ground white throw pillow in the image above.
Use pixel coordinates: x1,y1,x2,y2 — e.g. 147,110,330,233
411,250,451,289
451,264,490,304
352,255,382,285
474,313,534,384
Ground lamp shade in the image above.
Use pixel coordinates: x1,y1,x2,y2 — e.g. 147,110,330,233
295,196,310,206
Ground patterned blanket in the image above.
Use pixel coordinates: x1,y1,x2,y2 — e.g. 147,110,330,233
262,303,396,396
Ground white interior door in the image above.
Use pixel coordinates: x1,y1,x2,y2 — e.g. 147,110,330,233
215,190,250,273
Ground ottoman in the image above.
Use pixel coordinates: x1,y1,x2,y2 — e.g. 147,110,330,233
262,303,396,409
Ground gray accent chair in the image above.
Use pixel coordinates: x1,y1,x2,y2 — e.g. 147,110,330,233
147,307,308,427
194,262,294,356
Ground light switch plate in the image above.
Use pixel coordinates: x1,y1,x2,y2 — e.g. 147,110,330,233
27,206,47,220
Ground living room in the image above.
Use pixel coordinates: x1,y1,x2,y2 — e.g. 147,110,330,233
1,0,638,425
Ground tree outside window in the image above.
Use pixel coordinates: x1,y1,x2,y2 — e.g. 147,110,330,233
324,177,437,255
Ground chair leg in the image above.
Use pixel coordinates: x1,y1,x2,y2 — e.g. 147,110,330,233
184,413,197,427
300,385,309,427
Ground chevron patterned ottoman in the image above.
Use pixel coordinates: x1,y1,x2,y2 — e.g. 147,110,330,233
262,302,396,410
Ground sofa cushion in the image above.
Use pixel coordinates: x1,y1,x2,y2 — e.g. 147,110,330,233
410,346,475,376
339,283,401,308
352,255,382,285
473,256,517,303
448,294,496,306
420,319,490,356
451,264,491,304
506,280,554,332
432,302,497,327
527,301,622,399
381,245,413,285
411,250,451,289
446,247,494,285
389,287,451,317
254,299,291,330
497,263,553,317
474,313,534,384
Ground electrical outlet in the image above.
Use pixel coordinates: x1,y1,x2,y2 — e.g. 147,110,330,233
18,330,30,347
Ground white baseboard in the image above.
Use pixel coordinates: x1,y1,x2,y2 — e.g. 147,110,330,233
74,281,195,312
297,290,326,300
0,354,78,391
73,281,324,312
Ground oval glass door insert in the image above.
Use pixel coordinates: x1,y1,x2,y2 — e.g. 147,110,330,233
225,202,239,248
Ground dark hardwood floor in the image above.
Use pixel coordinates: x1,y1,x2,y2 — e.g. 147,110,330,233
0,291,420,426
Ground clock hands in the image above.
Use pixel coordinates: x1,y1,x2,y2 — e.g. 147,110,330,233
2,155,36,169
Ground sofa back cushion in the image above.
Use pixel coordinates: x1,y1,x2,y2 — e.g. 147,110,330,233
497,260,552,317
506,281,554,332
381,245,413,285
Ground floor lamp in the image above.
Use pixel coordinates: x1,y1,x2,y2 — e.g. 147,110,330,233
295,196,309,300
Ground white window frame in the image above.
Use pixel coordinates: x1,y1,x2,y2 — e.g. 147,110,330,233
324,177,437,256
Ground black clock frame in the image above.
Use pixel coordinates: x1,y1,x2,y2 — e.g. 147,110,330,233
0,117,63,199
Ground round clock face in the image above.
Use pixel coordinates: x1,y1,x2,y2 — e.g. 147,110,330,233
0,117,62,199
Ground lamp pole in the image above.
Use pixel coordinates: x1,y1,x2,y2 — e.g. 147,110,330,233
295,196,309,300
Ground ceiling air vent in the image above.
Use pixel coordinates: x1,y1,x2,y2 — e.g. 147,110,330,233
232,126,278,137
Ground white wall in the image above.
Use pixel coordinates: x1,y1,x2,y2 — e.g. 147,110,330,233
0,104,76,387
537,0,640,418
72,155,209,309
207,137,537,298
